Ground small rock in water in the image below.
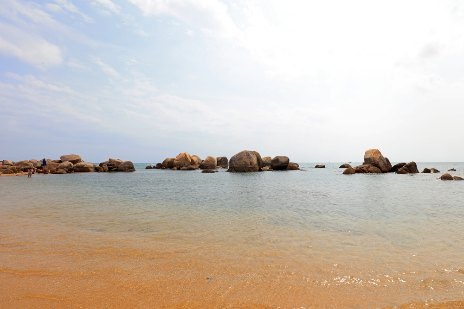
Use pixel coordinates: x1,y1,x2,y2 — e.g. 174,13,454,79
449,168,457,171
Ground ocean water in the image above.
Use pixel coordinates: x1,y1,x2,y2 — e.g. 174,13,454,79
1,162,464,308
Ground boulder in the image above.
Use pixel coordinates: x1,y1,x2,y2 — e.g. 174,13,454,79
227,150,263,172
1,168,14,174
57,161,73,172
430,168,440,173
94,165,102,172
172,167,178,170
52,160,62,164
315,165,325,168
343,167,356,174
102,164,109,172
286,162,300,170
391,163,407,173
396,162,418,174
339,164,351,168
422,168,431,173
109,158,123,166
73,162,95,172
363,149,392,173
180,165,197,170
367,165,382,173
262,156,272,167
14,160,34,170
354,165,369,173
271,156,290,170
155,163,162,169
118,161,136,172
162,158,175,169
200,156,217,169
453,176,464,180
192,155,202,166
174,152,198,169
60,154,82,164
52,169,67,174
146,165,153,169
440,173,453,180
202,169,217,173
29,159,38,167
449,168,457,171
216,156,229,168
2,160,14,166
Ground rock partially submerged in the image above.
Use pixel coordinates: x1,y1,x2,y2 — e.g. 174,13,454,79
343,167,355,174
396,162,418,174
315,165,325,168
262,156,272,167
216,156,228,168
174,152,199,170
339,164,351,168
286,162,300,170
440,173,453,180
363,149,392,173
200,156,217,170
227,150,263,172
271,156,290,170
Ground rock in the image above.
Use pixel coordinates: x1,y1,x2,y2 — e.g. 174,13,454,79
430,168,440,173
391,163,407,173
202,169,216,173
60,154,82,164
367,165,382,173
2,160,14,166
271,156,290,170
57,161,73,172
339,164,351,168
180,165,197,170
343,167,356,174
52,169,67,174
146,165,153,169
453,176,464,180
95,165,102,172
52,160,62,164
174,152,198,169
216,156,229,168
422,168,431,173
102,164,109,172
192,155,202,166
109,158,123,166
363,149,392,173
354,165,369,173
315,165,325,168
73,162,95,172
154,163,161,169
262,157,272,167
162,158,175,169
172,167,178,170
396,162,418,174
118,161,136,172
200,156,217,169
227,150,263,172
29,159,38,167
449,168,457,171
14,160,34,170
286,162,300,170
440,173,453,180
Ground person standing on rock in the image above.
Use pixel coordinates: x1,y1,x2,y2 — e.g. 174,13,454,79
42,158,47,172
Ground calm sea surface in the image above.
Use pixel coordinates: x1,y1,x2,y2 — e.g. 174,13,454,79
1,162,464,308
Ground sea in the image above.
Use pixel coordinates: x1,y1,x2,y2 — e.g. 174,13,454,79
1,162,464,308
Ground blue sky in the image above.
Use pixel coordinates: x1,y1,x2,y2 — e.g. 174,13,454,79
1,0,464,163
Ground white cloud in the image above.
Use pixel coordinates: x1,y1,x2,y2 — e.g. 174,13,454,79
67,58,89,70
93,0,121,14
128,0,242,39
0,22,63,68
5,72,75,94
135,29,150,37
186,29,194,36
91,56,121,77
54,0,94,23
99,10,112,16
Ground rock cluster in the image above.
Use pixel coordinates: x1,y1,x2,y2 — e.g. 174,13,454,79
440,173,464,181
342,149,418,175
1,155,135,175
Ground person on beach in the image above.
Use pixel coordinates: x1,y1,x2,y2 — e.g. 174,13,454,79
28,168,33,178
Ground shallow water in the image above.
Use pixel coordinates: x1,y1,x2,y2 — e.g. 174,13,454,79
1,162,464,308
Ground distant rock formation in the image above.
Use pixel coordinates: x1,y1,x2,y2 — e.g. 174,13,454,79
216,156,228,168
363,149,392,173
343,167,355,174
162,158,175,169
174,152,199,170
271,156,290,170
227,150,263,172
396,162,418,174
60,154,82,164
286,162,300,170
315,165,325,168
200,156,217,169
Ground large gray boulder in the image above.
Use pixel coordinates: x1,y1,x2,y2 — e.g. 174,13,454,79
227,150,263,172
271,156,290,170
363,149,392,173
60,154,82,164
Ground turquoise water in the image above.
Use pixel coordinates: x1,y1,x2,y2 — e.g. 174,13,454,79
1,162,464,307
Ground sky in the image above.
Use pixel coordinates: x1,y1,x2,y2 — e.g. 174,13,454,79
1,0,464,163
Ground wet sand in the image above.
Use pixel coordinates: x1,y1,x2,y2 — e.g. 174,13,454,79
1,217,464,309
